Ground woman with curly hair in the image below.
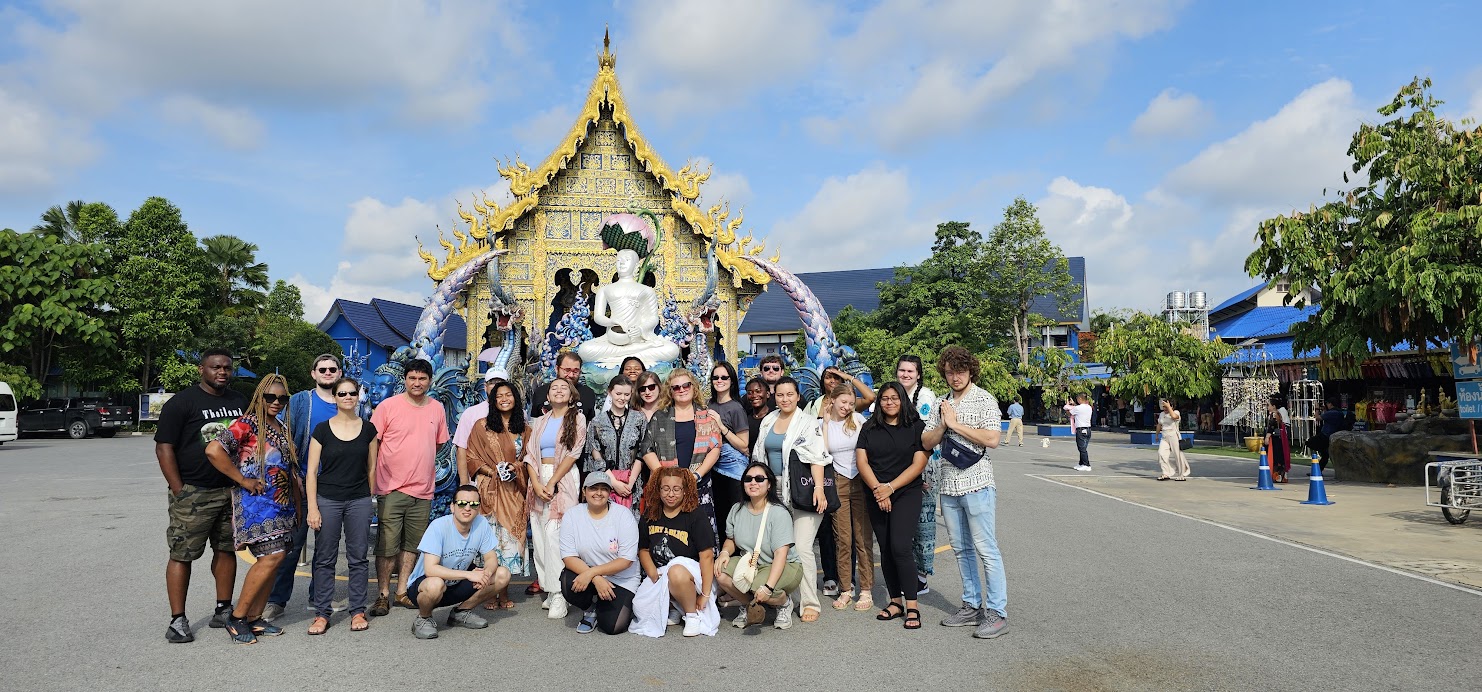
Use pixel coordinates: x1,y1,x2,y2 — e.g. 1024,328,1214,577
524,377,587,619
205,373,301,644
629,466,719,637
640,369,723,537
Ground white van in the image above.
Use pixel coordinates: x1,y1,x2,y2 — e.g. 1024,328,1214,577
0,382,17,445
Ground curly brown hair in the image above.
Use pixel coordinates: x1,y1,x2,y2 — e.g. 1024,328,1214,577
642,466,699,520
936,345,980,381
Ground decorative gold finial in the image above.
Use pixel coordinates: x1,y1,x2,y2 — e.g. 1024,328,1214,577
599,26,615,69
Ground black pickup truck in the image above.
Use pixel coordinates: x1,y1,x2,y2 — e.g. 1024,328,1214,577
18,398,134,439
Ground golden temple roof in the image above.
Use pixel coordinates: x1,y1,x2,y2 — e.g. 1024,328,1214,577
420,32,772,286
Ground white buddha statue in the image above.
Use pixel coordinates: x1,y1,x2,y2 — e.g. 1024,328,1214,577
577,248,680,366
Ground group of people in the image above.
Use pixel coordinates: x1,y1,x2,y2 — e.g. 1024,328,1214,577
157,345,1012,644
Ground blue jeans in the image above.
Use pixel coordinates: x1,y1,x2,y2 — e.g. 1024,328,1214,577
1075,427,1091,466
269,518,311,606
940,486,1007,617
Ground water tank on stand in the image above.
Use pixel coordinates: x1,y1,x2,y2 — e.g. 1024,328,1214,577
1190,291,1207,309
1166,291,1186,310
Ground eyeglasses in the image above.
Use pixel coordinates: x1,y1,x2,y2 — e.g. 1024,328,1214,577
316,367,339,374
711,374,731,381
742,474,769,483
453,500,481,508
335,390,359,398
639,384,659,392
671,382,693,392
262,394,289,404
761,365,782,372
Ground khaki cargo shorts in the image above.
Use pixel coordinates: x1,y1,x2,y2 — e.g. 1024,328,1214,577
166,484,234,561
376,490,430,557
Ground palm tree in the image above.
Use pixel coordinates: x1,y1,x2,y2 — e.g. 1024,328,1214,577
201,234,271,310
31,200,86,242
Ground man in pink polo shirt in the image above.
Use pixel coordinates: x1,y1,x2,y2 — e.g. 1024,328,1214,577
368,358,449,616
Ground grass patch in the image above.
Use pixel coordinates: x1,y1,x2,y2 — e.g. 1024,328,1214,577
1188,445,1260,460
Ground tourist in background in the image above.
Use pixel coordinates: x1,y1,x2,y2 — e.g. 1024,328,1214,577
465,380,532,610
156,348,246,643
709,362,750,540
559,472,641,634
525,377,587,618
896,354,939,596
368,358,447,616
750,376,830,624
631,466,719,637
922,345,1008,640
1155,398,1190,482
715,462,804,630
587,376,646,512
1065,393,1093,471
856,381,928,630
267,353,344,622
641,369,723,537
1315,399,1346,471
1264,396,1292,483
305,376,378,634
204,373,301,644
821,383,874,612
1005,397,1025,447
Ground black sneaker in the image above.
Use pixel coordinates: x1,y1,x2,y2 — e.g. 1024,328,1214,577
166,615,194,643
209,603,233,628
917,577,930,596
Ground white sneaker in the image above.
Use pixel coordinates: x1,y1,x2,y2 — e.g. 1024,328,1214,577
541,595,551,610
667,606,683,626
1075,465,1091,471
732,609,748,628
547,595,567,619
773,594,794,630
682,612,703,637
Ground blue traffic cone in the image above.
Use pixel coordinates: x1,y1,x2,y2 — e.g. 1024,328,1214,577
1252,446,1278,490
1300,451,1334,505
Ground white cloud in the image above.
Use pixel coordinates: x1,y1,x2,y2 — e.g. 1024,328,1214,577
511,105,577,158
1160,78,1363,209
620,0,832,116
1130,88,1212,139
158,95,265,151
769,164,926,270
0,86,98,194
294,180,513,321
834,0,1185,147
692,157,754,210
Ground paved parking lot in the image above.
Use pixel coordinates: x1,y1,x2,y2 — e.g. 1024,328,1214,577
1,434,1478,691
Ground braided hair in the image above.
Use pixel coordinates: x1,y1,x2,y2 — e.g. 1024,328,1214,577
244,373,296,469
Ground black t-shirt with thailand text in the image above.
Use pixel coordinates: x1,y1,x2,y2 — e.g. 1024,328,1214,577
639,509,716,568
154,385,248,488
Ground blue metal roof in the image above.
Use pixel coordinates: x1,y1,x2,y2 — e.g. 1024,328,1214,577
1210,305,1320,340
1221,337,1319,364
316,297,467,352
1209,283,1265,316
739,258,1087,334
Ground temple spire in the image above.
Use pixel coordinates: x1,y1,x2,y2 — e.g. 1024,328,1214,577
600,26,615,69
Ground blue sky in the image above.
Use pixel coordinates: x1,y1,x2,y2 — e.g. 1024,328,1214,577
2,1,1478,323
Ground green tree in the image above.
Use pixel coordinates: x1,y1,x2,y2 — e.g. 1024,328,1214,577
201,234,270,312
977,197,1080,370
1022,345,1089,422
0,230,113,390
266,280,305,319
1247,77,1482,358
111,198,210,391
1095,313,1232,413
1089,308,1134,334
29,200,87,243
0,363,42,401
254,316,343,392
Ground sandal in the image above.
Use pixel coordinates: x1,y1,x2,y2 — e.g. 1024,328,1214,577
307,616,330,636
831,593,854,610
350,613,369,631
800,605,821,622
854,593,874,612
903,608,922,630
876,602,905,621
484,595,504,611
225,616,257,645
1156,476,1170,481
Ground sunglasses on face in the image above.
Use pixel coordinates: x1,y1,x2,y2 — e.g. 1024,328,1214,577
262,394,289,405
761,365,782,372
711,374,731,381
671,382,693,392
743,474,769,483
317,367,339,374
453,500,480,508
639,384,659,392
335,390,359,398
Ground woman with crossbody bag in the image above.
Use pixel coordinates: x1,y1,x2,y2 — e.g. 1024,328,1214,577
749,377,831,623
716,461,803,629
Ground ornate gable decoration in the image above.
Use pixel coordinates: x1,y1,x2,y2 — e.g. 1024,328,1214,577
419,32,773,286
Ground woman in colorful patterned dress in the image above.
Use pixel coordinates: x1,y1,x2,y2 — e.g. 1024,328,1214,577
205,373,301,645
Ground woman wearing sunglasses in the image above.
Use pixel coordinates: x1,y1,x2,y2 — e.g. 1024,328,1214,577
640,369,723,538
303,377,379,635
633,370,666,423
204,374,302,644
466,380,533,610
715,462,803,629
708,362,749,539
749,376,830,624
855,381,928,630
524,378,587,619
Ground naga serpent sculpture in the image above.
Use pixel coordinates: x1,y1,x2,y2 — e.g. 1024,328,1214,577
739,255,871,402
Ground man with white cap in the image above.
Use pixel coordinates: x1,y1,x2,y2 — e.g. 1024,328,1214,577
454,368,509,485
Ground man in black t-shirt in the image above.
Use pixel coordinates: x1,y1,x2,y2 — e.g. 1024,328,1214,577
529,352,597,419
155,348,248,643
